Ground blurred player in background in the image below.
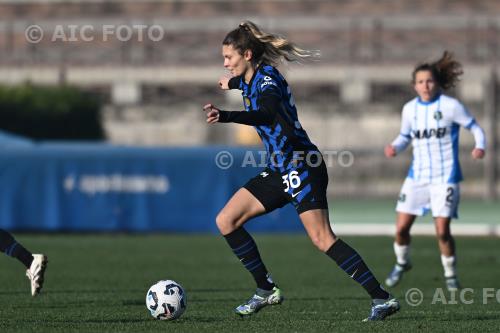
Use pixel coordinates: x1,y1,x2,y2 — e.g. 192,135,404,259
384,51,486,291
0,229,47,296
204,20,399,321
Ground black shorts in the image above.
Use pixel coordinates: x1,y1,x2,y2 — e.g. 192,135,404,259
243,158,329,215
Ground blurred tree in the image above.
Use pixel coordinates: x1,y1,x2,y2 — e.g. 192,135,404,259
0,84,104,140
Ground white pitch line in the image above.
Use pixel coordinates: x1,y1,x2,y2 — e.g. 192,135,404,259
331,224,500,236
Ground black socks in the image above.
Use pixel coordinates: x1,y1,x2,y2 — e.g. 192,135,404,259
223,229,388,299
224,227,275,291
0,229,33,269
326,239,389,300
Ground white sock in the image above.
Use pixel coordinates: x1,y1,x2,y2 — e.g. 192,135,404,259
393,242,410,265
441,255,457,278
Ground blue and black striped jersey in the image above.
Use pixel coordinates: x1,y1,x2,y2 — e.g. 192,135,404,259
219,64,319,173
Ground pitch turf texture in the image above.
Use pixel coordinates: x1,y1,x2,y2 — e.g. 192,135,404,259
1,235,499,332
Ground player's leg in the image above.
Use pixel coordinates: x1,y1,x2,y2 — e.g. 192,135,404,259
434,216,455,254
216,187,272,290
394,212,416,265
385,212,416,287
434,217,459,290
0,229,33,268
386,178,428,287
395,212,417,246
0,229,48,296
216,180,285,316
299,209,400,321
431,183,460,290
300,209,392,299
434,217,455,257
286,156,399,320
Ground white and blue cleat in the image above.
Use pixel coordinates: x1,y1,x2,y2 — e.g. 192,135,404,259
363,297,400,321
385,262,412,287
235,287,283,316
445,276,460,291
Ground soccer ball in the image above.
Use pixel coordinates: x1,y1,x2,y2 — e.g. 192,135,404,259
146,280,187,320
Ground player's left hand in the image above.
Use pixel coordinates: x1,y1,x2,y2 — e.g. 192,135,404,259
203,103,220,124
384,145,397,158
471,148,485,159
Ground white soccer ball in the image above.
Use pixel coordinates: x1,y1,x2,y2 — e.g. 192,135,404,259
146,280,187,320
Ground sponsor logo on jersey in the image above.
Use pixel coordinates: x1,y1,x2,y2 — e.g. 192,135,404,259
260,76,278,89
413,127,447,139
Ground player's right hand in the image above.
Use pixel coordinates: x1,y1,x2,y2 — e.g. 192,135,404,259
203,103,220,124
471,148,485,159
218,76,231,90
384,145,397,158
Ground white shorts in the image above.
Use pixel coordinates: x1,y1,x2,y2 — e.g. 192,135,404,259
395,178,460,218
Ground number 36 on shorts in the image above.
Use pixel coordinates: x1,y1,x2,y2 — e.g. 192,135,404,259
282,170,301,192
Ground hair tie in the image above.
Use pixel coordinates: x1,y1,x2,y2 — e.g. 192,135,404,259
239,23,249,31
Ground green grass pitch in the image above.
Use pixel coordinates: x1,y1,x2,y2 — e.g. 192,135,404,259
0,234,499,332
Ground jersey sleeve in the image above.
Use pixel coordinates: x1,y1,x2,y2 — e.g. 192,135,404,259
391,106,412,153
218,74,283,126
218,108,275,126
469,122,486,150
217,92,279,126
228,76,241,90
451,101,486,149
452,101,476,129
258,75,282,98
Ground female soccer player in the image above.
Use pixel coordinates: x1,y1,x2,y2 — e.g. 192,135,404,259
0,229,47,296
384,51,486,291
203,21,399,321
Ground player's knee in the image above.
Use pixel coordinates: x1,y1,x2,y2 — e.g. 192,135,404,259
436,230,451,242
215,212,235,235
313,240,328,252
396,227,410,239
309,232,333,252
215,211,242,235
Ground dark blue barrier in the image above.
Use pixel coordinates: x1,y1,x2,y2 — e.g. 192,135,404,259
0,142,302,232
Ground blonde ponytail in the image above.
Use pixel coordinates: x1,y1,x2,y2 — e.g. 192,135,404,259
223,20,320,66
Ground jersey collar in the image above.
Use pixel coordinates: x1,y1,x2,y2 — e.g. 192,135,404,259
244,62,263,90
417,92,441,105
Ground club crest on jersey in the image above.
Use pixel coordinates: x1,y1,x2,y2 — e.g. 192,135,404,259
433,111,443,120
243,97,251,108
